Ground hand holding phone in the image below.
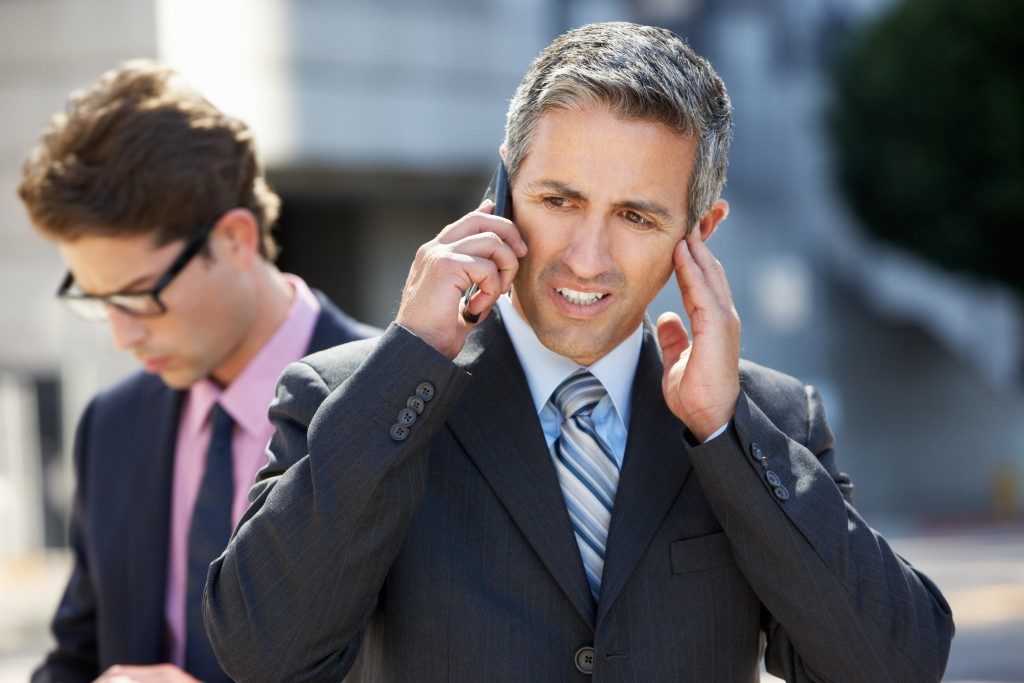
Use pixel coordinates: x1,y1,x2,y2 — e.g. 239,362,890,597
395,161,525,359
462,161,513,322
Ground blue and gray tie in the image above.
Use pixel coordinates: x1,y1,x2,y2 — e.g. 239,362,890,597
551,370,620,602
185,402,234,682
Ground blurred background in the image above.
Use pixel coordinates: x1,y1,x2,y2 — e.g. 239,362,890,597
0,0,1021,680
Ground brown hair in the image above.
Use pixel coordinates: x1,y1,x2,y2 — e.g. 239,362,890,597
18,59,281,260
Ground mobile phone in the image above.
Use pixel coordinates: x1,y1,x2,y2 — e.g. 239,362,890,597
462,160,513,322
486,159,513,220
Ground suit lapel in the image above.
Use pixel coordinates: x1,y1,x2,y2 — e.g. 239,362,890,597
447,312,596,626
597,324,693,624
125,379,183,661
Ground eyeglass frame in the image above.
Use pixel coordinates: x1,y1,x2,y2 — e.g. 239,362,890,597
56,216,220,320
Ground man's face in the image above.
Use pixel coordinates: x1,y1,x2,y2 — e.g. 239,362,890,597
509,105,697,365
58,230,252,389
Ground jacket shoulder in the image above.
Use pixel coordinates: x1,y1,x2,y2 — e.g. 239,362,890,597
738,358,814,445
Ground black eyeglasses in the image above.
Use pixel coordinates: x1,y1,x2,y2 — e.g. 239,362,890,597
56,218,219,322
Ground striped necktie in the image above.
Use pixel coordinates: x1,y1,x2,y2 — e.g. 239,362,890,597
551,370,620,602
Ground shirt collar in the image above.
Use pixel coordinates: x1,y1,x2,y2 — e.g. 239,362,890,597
183,274,321,438
495,294,643,429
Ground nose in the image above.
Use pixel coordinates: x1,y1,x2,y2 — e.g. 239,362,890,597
561,212,614,280
106,306,148,351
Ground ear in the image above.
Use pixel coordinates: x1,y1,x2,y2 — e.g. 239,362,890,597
211,208,260,267
695,199,729,242
499,143,508,161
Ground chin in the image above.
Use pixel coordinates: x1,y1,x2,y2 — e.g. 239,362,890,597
158,367,202,390
534,327,606,365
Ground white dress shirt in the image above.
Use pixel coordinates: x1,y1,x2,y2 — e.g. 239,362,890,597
495,295,729,458
495,295,642,465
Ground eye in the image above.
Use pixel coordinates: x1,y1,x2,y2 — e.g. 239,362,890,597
622,210,654,228
542,196,571,209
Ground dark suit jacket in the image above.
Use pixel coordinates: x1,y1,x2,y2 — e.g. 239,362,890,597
32,293,378,683
206,310,953,682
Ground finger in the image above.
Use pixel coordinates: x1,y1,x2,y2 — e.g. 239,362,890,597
448,233,520,292
437,211,528,257
673,240,719,320
656,311,691,369
455,255,503,317
686,235,733,305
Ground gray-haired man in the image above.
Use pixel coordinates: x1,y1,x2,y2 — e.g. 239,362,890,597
206,22,953,681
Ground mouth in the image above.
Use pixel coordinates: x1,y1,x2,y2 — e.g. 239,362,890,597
556,287,608,307
140,356,170,373
549,285,614,319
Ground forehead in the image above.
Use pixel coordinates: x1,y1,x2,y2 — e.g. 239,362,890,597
57,231,177,293
522,106,696,208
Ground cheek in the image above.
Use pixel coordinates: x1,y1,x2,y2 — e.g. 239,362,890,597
159,286,233,347
618,239,676,293
515,206,574,259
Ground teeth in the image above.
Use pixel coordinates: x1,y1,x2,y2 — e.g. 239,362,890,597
557,288,607,306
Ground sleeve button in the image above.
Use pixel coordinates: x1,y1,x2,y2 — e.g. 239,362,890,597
765,471,782,487
774,485,790,501
389,424,410,441
397,407,417,426
416,382,435,401
407,396,425,414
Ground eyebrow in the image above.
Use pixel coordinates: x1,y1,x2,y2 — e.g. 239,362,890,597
526,179,674,223
526,179,587,202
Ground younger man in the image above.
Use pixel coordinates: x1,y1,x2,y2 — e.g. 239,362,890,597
19,61,377,682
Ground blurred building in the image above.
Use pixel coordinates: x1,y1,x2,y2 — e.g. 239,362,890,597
0,0,1021,564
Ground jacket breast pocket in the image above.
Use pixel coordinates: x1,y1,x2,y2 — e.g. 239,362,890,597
670,531,735,575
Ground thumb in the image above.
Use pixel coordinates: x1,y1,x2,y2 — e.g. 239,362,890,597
656,311,690,369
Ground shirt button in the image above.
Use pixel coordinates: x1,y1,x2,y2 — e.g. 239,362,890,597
774,485,790,501
574,646,595,675
765,471,782,487
397,407,417,426
416,382,435,402
407,396,425,414
389,424,410,441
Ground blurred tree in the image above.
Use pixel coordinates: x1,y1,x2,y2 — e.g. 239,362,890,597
829,0,1024,295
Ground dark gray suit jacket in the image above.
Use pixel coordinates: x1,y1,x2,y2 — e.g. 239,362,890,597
206,310,953,682
32,293,378,683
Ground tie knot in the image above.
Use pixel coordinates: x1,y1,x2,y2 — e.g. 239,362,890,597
209,402,234,440
552,370,607,419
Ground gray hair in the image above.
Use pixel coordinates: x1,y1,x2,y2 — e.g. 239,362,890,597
503,22,732,232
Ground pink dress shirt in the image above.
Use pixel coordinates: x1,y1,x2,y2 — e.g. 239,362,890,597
163,274,321,667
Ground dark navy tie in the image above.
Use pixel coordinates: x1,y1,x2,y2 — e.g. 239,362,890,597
185,402,234,682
